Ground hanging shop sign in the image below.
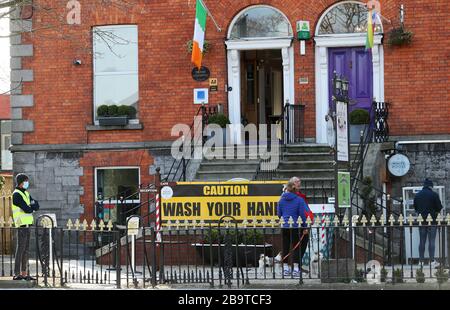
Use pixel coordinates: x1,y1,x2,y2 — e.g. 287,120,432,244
161,181,288,225
388,154,410,177
336,101,349,162
338,172,351,208
192,66,210,81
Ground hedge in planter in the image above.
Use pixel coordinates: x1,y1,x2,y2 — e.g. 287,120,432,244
97,104,137,126
208,113,230,128
349,109,370,143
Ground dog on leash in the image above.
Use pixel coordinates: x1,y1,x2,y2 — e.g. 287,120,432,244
258,252,283,275
311,251,324,276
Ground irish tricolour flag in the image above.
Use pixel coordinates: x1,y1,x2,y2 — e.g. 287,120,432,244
192,0,207,69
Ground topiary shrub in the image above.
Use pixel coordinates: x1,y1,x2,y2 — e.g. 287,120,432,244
416,268,426,283
208,113,231,129
97,105,109,117
349,109,370,125
107,105,119,117
435,267,449,285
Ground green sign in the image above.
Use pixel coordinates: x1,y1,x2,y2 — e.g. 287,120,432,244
296,21,310,40
338,172,351,208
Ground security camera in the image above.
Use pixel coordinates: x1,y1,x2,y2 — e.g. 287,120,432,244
73,59,82,66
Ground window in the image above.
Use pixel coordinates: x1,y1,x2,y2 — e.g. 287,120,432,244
1,134,12,170
93,25,139,122
229,6,292,39
318,2,382,35
95,167,140,224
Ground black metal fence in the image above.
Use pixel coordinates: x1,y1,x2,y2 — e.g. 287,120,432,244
1,214,449,288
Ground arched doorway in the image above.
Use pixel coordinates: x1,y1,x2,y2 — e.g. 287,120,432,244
314,1,384,144
225,5,294,144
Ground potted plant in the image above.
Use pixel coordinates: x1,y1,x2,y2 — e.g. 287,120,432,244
415,268,426,283
387,26,413,46
206,113,230,145
435,267,449,285
97,104,136,126
192,228,273,267
393,268,404,284
380,267,388,283
349,109,370,143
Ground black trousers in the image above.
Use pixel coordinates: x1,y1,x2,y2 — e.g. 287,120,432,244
14,227,30,275
282,228,309,265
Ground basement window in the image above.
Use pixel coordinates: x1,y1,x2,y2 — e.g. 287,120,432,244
95,167,140,224
93,25,139,124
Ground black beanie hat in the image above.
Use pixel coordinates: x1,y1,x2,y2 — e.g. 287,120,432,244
423,178,433,188
16,173,29,186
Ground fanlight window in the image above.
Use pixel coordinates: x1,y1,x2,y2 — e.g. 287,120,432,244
229,7,292,39
318,2,382,35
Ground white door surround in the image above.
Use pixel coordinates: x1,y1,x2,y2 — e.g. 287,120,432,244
314,34,385,144
225,39,295,144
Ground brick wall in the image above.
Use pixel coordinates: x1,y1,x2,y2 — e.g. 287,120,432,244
16,0,449,146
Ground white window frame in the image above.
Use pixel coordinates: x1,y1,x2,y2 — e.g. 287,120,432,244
92,25,139,125
1,134,12,170
94,166,141,204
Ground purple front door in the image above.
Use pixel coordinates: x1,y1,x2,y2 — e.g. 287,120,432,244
328,47,373,113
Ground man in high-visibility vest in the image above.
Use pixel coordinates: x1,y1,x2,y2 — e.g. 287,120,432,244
12,173,40,280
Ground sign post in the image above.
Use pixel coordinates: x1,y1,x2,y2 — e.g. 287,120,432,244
127,216,141,276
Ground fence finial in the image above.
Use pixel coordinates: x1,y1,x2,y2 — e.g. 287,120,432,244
199,219,205,229
242,219,248,228
280,217,285,227
175,219,180,230
417,214,424,226
370,215,377,226
107,220,113,231
90,219,97,231
446,214,450,226
379,215,386,227
388,214,395,226
270,217,276,228
252,217,257,228
360,215,368,226
66,219,73,230
426,214,433,226
436,214,443,226
82,219,88,231
288,216,294,228
7,217,13,227
99,220,105,231
305,216,312,227
0,217,4,228
398,214,404,226
407,214,414,226
325,215,331,226
342,214,349,227
333,216,340,226
74,219,80,230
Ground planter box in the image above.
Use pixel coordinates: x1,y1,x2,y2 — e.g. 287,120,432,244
192,243,273,267
350,124,366,144
98,116,128,126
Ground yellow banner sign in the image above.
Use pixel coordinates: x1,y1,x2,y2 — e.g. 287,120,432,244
161,181,287,225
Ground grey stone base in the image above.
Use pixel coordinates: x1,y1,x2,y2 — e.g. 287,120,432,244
320,259,356,283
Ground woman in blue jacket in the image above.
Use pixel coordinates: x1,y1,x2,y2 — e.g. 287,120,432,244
277,180,310,277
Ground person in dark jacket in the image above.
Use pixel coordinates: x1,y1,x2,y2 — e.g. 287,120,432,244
277,180,310,277
414,178,443,267
12,173,40,280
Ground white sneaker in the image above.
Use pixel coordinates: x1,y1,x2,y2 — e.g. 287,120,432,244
431,260,440,269
283,269,291,277
292,269,300,278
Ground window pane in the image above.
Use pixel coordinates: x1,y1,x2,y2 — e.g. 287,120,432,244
93,26,138,73
96,168,139,200
94,73,139,118
230,7,292,39
319,3,382,35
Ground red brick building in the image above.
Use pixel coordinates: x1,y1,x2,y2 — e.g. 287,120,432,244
9,0,449,224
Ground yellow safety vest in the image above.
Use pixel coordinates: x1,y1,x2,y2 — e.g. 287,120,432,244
12,189,34,227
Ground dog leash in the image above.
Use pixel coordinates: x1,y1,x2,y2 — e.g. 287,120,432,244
281,233,306,263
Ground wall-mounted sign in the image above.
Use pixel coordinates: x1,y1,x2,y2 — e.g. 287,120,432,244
296,20,310,40
299,77,309,84
127,216,140,236
209,78,218,92
338,172,351,208
192,66,210,82
194,88,209,104
388,154,410,177
161,181,287,224
336,101,349,162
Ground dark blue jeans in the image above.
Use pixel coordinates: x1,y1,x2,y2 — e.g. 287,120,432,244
418,226,437,261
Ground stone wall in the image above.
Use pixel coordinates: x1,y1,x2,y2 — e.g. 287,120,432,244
13,151,84,225
390,143,450,211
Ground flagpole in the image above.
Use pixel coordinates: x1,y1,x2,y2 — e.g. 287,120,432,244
199,0,222,32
